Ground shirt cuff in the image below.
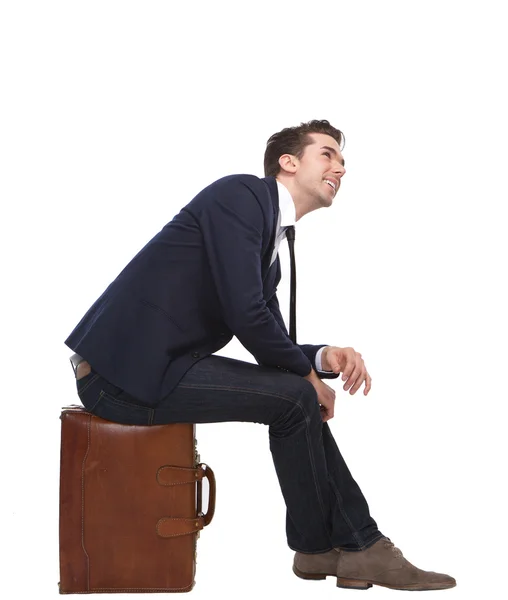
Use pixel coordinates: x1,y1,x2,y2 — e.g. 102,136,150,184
315,346,334,373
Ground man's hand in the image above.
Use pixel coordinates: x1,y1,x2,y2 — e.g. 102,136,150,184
303,369,336,423
321,346,372,396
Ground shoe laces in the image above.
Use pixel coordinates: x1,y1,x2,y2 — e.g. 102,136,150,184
383,537,403,558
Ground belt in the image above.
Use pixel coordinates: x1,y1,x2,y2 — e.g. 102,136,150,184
69,353,91,380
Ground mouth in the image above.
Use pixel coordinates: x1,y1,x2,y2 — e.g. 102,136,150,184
323,178,338,193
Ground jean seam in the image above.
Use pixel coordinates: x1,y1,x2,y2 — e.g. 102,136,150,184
176,382,304,406
328,477,365,549
298,389,334,550
266,383,333,550
89,390,105,413
78,373,100,395
100,389,152,414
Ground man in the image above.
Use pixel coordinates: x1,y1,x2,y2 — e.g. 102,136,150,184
65,119,456,591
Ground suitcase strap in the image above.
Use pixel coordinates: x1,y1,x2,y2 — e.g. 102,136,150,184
156,463,216,538
156,515,206,538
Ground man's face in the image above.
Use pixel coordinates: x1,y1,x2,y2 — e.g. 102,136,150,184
289,132,346,206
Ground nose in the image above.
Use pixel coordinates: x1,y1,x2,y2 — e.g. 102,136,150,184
333,162,346,178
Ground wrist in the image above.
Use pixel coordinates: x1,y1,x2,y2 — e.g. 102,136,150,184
320,346,330,371
303,367,319,382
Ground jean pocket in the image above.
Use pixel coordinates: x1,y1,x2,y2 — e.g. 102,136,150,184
76,371,98,393
76,371,101,408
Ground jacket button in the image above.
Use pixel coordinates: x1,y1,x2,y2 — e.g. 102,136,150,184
192,352,200,358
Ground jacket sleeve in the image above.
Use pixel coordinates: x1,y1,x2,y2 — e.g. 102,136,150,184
197,177,312,377
265,290,340,380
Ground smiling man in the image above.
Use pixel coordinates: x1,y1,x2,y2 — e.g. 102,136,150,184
65,119,456,591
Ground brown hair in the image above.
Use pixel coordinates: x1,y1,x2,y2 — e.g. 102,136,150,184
264,119,345,177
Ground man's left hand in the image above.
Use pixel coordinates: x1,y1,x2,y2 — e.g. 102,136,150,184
321,346,372,396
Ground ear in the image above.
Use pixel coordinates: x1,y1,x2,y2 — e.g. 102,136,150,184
278,153,298,174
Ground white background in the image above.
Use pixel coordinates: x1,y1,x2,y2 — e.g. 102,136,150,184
1,1,507,598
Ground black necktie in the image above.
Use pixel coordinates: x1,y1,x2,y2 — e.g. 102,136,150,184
285,226,297,343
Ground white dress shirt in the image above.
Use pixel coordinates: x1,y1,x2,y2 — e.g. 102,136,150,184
271,180,332,374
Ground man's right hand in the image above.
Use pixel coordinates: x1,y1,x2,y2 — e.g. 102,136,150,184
303,368,336,423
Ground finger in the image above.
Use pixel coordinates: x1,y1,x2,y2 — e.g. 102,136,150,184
344,370,359,391
344,352,367,393
344,357,363,391
328,397,335,419
349,370,367,395
364,371,372,395
341,349,356,381
320,401,334,420
350,360,368,394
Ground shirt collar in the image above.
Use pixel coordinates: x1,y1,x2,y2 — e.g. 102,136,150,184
276,180,296,228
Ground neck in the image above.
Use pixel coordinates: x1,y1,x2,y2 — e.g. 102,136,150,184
275,175,321,222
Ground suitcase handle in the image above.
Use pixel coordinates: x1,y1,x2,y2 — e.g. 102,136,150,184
197,463,216,526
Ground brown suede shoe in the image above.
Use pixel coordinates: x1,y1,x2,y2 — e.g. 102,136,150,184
293,537,456,591
293,548,341,580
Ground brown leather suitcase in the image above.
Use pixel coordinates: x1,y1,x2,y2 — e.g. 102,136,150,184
58,405,216,594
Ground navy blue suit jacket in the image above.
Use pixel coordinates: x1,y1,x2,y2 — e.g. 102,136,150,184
65,174,339,406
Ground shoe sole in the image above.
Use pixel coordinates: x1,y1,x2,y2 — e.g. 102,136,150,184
293,564,456,591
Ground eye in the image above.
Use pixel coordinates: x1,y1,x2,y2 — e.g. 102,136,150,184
323,152,331,158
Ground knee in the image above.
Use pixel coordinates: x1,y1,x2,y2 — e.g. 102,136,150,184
269,377,320,433
295,378,321,422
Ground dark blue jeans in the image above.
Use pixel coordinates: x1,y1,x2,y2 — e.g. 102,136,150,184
75,354,383,554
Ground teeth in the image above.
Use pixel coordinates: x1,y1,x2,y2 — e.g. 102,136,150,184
324,179,336,191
